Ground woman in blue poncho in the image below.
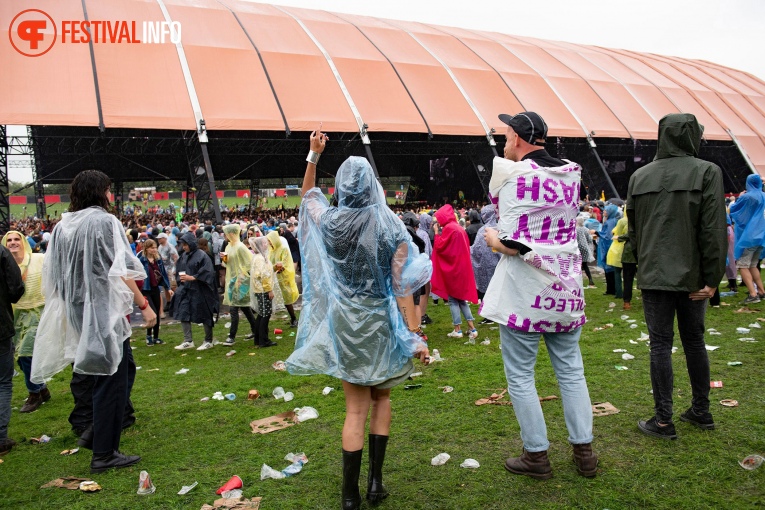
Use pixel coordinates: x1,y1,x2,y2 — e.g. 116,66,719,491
287,129,431,510
730,174,765,303
596,204,621,295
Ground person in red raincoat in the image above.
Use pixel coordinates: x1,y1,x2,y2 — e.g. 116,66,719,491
431,204,479,339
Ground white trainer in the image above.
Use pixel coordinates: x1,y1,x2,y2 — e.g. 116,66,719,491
174,341,195,350
223,338,235,346
447,330,464,338
196,341,214,351
468,329,479,339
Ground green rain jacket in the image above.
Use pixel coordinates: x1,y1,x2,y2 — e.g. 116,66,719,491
626,113,727,292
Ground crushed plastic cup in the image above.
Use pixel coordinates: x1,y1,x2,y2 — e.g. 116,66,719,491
460,458,480,469
274,328,283,335
480,338,491,346
216,475,243,495
175,368,189,375
720,399,739,407
439,386,454,393
225,393,236,400
705,345,720,351
221,488,243,499
272,361,287,371
322,387,334,396
709,331,722,336
639,332,649,340
620,315,630,320
739,337,758,343
613,349,628,353
736,327,751,334
226,350,236,357
629,340,638,345
608,302,616,308
748,322,762,329
137,470,156,495
431,349,444,362
671,346,678,353
294,406,319,422
261,464,286,480
630,324,638,329
272,387,285,399
727,361,743,366
283,392,294,402
177,481,198,495
248,389,261,400
622,353,635,360
30,435,51,444
212,391,225,401
224,322,231,329
431,453,451,466
614,365,629,370
463,338,476,345
626,319,637,323
739,455,764,470
200,397,210,402
409,372,423,378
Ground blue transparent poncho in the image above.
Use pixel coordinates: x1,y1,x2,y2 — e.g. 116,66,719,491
286,157,431,385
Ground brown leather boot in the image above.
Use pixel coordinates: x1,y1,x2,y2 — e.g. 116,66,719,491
504,449,552,480
572,443,598,477
40,387,51,403
19,392,42,413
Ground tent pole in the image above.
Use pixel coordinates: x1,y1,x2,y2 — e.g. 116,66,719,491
589,136,620,199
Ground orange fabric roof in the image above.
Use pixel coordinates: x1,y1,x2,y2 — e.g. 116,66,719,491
2,0,765,175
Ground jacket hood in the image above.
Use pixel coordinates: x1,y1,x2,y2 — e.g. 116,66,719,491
746,173,763,193
1,230,32,260
604,204,621,220
655,113,704,160
419,213,432,231
480,204,497,225
468,210,482,224
179,231,198,252
402,212,419,229
434,204,456,227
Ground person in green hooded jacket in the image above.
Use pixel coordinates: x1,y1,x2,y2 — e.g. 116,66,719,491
627,113,727,440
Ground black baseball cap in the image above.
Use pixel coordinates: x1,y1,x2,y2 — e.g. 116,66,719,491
498,112,548,146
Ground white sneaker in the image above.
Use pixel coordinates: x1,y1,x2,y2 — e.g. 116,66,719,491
223,338,235,346
196,341,214,351
447,330,464,338
468,329,479,340
174,341,195,350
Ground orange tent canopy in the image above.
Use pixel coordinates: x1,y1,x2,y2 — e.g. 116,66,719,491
2,0,764,175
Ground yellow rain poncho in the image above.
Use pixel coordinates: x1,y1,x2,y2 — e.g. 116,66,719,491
266,230,299,305
222,224,253,307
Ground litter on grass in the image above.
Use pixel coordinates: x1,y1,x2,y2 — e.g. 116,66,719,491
216,476,243,496
226,350,237,357
283,392,294,402
175,368,190,375
739,455,764,471
60,448,79,456
671,346,678,354
480,338,491,345
620,315,630,320
609,302,616,308
250,411,298,434
622,353,635,360
709,331,722,336
739,337,758,343
614,366,629,370
710,381,723,388
224,323,231,329
630,324,638,329
439,386,454,393
464,338,476,345
225,393,236,400
248,390,261,400
593,324,614,331
629,340,639,345
592,402,620,416
178,481,198,495
272,361,287,371
41,477,90,490
201,497,262,509
460,459,480,469
705,345,720,351
736,328,751,334
720,399,739,407
733,308,757,314
30,435,51,444
79,481,101,492
613,349,628,353
137,470,156,495
294,406,319,422
727,361,743,366
322,387,333,396
430,349,444,362
475,390,557,406
261,453,309,480
748,323,761,329
431,453,451,466
212,392,225,401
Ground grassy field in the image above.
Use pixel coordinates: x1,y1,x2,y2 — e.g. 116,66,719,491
0,273,763,509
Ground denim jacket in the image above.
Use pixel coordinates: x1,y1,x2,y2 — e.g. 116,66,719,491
138,255,170,291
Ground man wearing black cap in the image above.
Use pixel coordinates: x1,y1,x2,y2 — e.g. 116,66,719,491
482,112,597,480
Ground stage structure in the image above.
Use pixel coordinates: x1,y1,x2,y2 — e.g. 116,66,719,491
2,0,764,233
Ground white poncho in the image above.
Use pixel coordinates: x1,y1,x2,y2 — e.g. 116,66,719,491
31,207,144,382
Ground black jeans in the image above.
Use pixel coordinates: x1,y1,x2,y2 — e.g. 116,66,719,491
581,260,593,284
622,263,637,303
604,271,615,295
642,290,710,422
230,306,257,338
142,287,161,338
69,340,136,434
253,313,271,346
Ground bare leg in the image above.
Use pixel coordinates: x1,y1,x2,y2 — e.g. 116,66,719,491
421,283,431,316
369,387,392,436
747,267,764,295
342,381,372,451
741,269,756,297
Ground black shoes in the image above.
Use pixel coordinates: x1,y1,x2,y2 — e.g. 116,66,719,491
90,451,141,474
421,314,433,325
680,408,715,430
342,449,363,510
367,434,390,504
479,318,493,325
290,319,299,328
77,425,94,450
259,341,277,348
638,417,677,440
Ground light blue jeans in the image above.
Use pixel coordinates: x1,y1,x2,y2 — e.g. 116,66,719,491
448,297,474,326
499,325,593,452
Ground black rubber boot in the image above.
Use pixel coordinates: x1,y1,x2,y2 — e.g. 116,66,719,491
367,434,390,504
342,449,363,510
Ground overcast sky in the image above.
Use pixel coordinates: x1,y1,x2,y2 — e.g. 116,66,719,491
9,0,764,182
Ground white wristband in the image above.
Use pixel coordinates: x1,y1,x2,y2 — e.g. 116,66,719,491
306,150,321,165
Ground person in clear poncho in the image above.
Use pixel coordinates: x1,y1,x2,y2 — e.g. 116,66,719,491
221,224,257,347
247,236,283,348
265,229,300,327
287,129,431,510
1,231,50,413
31,170,155,473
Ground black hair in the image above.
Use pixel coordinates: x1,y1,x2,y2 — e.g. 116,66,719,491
69,170,111,212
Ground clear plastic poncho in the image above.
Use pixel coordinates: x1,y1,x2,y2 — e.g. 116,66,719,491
249,236,285,314
31,207,144,383
222,224,253,307
285,156,432,385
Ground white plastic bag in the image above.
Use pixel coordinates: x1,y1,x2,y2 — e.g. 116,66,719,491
272,386,285,399
294,406,319,422
460,458,480,469
431,453,450,466
261,464,286,480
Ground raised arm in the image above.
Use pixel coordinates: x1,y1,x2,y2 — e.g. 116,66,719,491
301,127,329,198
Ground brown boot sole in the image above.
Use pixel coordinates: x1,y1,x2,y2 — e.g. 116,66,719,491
504,460,553,480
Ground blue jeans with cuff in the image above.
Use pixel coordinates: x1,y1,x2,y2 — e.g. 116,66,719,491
448,297,474,326
499,325,593,452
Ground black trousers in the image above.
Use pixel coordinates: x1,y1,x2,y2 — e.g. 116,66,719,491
604,271,616,295
69,339,136,435
230,306,257,338
253,313,271,346
581,260,593,284
622,263,637,303
142,287,162,338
